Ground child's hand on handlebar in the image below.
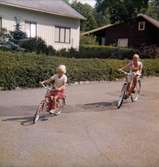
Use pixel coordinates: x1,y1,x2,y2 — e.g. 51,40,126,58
118,68,122,72
40,81,45,85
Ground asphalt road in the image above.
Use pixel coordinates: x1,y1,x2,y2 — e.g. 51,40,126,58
0,77,159,167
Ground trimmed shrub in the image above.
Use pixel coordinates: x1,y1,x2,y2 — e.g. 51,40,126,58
47,45,56,56
20,37,56,55
20,37,47,54
0,51,159,90
78,45,135,59
57,45,135,59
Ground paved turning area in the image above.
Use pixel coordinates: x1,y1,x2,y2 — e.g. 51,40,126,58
0,77,159,167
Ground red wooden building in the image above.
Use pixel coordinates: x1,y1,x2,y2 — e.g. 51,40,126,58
83,14,159,54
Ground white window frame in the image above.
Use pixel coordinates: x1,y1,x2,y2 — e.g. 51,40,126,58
117,38,128,47
25,21,37,38
55,26,71,44
138,21,146,31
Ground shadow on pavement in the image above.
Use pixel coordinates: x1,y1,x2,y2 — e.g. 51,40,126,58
2,116,34,126
80,101,117,112
0,105,37,117
2,114,51,126
1,101,118,125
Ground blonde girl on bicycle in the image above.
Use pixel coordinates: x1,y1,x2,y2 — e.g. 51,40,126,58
120,53,143,97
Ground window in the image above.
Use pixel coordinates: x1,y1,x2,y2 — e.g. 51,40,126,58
101,37,105,45
118,38,128,47
25,21,37,38
55,26,70,43
138,21,146,31
60,28,65,43
65,28,70,43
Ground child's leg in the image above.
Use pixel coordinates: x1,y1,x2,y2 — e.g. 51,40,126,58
45,94,52,111
131,76,138,91
128,76,137,95
127,73,132,96
50,95,58,110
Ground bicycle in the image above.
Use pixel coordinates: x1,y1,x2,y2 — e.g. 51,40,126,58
117,69,142,109
33,83,66,124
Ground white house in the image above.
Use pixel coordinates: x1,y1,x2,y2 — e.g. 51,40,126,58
0,0,85,50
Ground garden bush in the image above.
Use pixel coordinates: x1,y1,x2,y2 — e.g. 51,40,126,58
79,45,135,59
0,50,159,90
58,45,135,59
19,37,56,56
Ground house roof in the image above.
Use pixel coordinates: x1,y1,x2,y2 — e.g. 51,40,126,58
82,24,114,36
0,0,85,20
138,14,159,29
82,14,159,35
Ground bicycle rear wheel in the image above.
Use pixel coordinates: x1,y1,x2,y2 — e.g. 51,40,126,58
117,83,127,109
131,80,141,102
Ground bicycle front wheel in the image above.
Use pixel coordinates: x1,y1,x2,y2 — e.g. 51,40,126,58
117,84,127,109
33,100,47,124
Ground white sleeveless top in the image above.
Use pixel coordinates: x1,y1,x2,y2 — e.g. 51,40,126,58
50,74,67,88
128,61,143,74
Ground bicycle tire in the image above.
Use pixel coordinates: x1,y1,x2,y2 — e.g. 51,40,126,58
117,84,127,109
33,100,46,124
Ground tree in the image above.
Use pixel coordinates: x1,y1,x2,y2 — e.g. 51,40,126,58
10,18,27,44
146,0,159,19
64,0,69,4
96,0,149,23
71,2,98,31
95,9,111,26
0,19,27,51
80,35,98,45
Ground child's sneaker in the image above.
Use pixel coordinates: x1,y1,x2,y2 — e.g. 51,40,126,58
54,110,62,116
49,109,56,114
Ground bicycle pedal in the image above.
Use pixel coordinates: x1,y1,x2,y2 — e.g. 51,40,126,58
124,95,129,99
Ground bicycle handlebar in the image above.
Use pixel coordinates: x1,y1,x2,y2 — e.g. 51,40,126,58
40,82,53,90
118,69,128,75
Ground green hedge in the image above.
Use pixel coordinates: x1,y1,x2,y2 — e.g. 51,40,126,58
0,51,159,90
79,45,135,59
59,45,135,59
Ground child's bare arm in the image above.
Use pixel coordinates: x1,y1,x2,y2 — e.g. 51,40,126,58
119,64,129,70
41,78,53,84
139,63,143,74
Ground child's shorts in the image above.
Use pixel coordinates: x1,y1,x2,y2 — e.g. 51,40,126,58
46,89,65,99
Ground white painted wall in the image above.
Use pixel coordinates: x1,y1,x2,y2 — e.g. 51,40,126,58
0,5,80,50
